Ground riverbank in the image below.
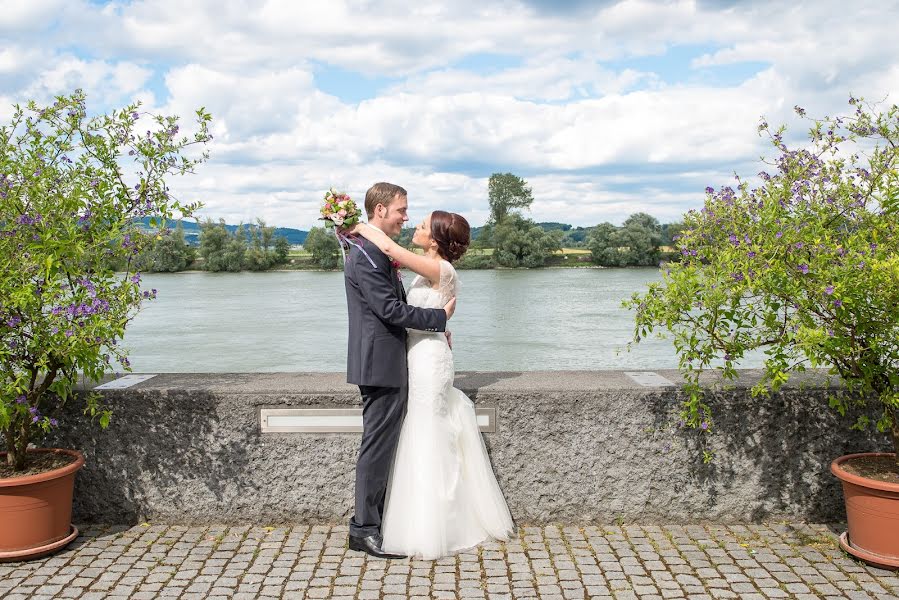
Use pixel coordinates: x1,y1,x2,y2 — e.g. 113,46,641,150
143,256,636,273
135,248,677,273
145,264,611,273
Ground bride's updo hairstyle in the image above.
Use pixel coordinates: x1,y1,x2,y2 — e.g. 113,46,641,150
430,210,470,263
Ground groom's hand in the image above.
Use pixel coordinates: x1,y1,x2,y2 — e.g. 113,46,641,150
443,297,456,320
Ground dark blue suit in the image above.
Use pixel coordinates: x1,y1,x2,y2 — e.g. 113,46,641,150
344,236,446,536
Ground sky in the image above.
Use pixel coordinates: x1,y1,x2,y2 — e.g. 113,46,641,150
1,0,898,230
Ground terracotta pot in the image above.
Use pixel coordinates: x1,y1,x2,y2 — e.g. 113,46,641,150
0,448,84,562
831,452,899,570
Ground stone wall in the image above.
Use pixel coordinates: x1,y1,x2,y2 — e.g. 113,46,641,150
38,370,889,524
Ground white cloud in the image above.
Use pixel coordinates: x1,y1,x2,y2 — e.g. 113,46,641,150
388,55,659,101
0,0,896,231
0,0,68,32
16,56,152,108
0,46,46,76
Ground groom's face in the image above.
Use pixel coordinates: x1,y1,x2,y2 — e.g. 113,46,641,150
380,193,409,238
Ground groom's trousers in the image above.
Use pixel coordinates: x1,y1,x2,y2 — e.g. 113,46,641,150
349,384,407,538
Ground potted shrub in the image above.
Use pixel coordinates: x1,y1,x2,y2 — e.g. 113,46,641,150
625,97,899,568
0,91,211,560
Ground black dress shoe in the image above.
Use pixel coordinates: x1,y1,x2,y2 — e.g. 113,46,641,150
348,534,406,559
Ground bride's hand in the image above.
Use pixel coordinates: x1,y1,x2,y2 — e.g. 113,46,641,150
340,223,361,236
443,296,456,320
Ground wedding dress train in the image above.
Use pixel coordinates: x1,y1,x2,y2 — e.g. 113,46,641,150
380,260,515,559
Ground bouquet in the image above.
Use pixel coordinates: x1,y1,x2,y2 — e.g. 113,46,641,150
318,188,376,267
319,188,361,228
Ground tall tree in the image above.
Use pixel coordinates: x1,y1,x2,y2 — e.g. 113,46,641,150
257,218,275,252
198,219,229,271
488,172,534,224
225,223,248,271
244,223,269,271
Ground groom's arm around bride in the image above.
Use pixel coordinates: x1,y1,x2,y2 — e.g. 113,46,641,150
344,231,454,387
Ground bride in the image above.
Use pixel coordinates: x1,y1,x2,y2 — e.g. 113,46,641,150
348,210,515,559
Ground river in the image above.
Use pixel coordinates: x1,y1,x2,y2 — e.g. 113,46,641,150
119,268,742,373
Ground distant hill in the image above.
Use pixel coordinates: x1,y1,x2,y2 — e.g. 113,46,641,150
535,222,572,231
135,217,308,246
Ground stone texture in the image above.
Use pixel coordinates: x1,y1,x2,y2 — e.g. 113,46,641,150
2,522,898,599
31,370,890,524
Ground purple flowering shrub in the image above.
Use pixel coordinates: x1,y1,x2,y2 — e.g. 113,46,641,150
625,98,899,466
0,90,211,471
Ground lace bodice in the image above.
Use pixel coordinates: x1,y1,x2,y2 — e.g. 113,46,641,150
405,259,458,310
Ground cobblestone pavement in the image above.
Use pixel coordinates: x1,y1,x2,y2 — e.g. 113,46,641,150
1,523,897,599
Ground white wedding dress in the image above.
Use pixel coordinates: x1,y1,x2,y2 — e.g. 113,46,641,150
381,260,515,559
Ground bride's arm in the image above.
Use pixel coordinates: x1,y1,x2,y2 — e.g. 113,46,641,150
349,223,441,283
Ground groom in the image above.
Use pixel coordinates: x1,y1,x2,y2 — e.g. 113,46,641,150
343,182,455,559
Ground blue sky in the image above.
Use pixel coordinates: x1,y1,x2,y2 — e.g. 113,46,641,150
1,0,897,229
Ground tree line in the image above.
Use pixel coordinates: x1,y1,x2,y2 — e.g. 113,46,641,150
304,173,684,269
106,218,292,272
195,218,291,271
130,173,684,272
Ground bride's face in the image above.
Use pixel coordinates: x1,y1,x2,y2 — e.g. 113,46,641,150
411,214,434,250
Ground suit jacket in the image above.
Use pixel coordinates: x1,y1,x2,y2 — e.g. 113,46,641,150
344,236,447,387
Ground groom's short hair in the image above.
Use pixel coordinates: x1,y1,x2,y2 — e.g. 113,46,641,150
365,182,407,218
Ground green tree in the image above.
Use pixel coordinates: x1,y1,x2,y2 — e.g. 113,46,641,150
136,221,195,272
0,90,211,470
304,226,340,269
488,172,534,224
243,220,276,271
257,218,275,251
587,222,620,266
198,219,246,272
471,223,493,250
225,223,248,271
395,226,415,248
493,214,562,267
661,221,685,247
625,98,899,465
274,236,291,264
561,226,590,248
617,212,662,266
244,229,265,271
198,219,229,271
588,214,662,267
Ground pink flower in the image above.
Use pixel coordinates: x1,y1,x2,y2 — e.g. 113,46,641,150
337,209,347,217
391,259,403,281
